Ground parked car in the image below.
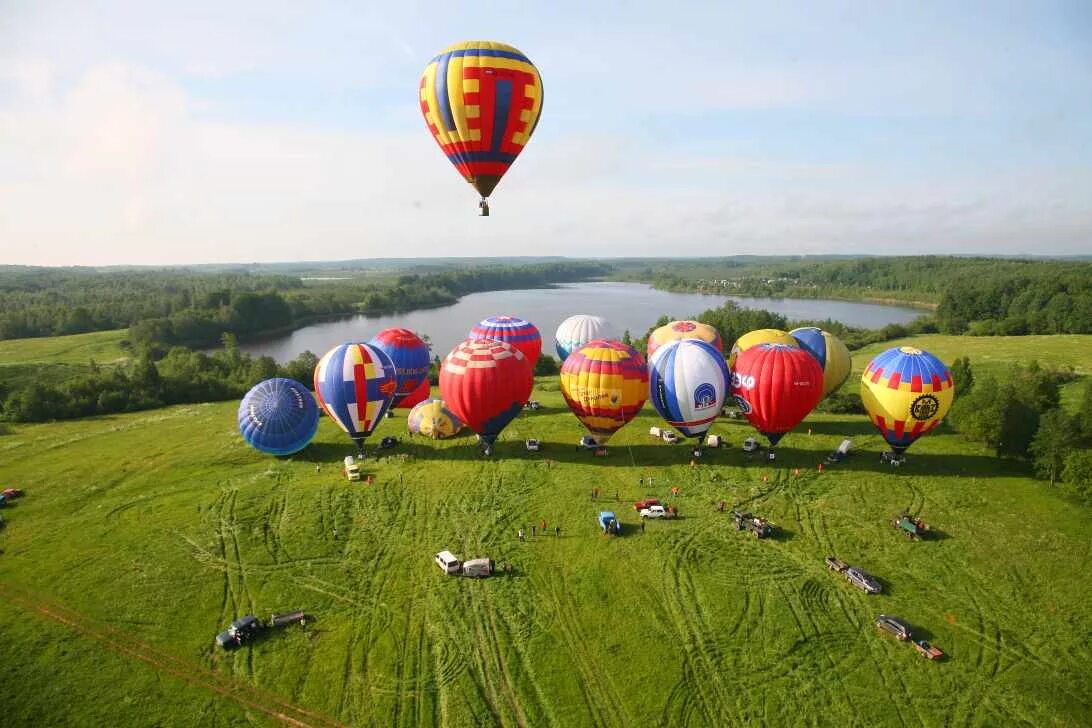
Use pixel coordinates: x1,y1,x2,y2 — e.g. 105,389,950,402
661,431,679,444
640,504,677,519
523,400,541,410
732,511,773,538
215,615,261,649
742,437,759,453
633,498,661,511
875,614,912,641
845,567,883,595
378,436,398,450
648,426,662,438
434,550,462,575
578,435,599,450
1,488,23,499
598,511,622,534
525,438,541,452
706,435,722,448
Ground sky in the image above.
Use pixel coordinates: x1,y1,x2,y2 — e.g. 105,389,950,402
1,1,1090,266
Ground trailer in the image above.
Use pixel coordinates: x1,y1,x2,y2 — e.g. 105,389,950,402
913,640,944,660
893,513,929,540
269,611,307,628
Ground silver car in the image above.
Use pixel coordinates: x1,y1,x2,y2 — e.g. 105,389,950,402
845,567,882,594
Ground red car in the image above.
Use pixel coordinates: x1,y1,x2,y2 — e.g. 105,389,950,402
634,498,661,511
2,488,23,499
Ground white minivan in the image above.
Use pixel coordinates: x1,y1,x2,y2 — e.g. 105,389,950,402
434,550,462,575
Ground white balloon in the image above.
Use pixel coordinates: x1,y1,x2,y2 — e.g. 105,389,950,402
554,315,617,362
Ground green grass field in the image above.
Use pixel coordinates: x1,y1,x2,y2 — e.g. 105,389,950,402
2,335,1090,726
0,329,130,392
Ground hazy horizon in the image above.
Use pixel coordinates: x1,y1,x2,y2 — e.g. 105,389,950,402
3,2,1090,265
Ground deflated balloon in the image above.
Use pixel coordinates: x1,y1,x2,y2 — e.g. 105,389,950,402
439,339,533,447
647,320,723,358
368,328,431,406
238,378,320,456
554,314,616,362
728,328,797,368
648,339,731,440
560,340,647,445
469,315,541,367
419,41,543,208
790,327,852,398
314,343,398,453
861,346,954,455
407,399,465,439
731,343,823,447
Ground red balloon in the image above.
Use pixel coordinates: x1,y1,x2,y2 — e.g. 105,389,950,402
439,339,533,448
730,343,823,446
395,378,431,409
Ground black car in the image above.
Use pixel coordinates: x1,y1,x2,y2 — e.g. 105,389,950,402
875,614,912,641
378,436,398,450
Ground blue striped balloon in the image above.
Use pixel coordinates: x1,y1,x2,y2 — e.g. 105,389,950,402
238,378,320,456
648,339,731,439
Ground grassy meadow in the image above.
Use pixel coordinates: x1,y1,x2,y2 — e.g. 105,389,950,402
0,335,1089,726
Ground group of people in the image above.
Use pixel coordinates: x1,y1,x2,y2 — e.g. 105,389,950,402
518,520,561,542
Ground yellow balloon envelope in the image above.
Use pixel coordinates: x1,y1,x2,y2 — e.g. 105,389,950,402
407,399,465,439
647,320,723,358
860,346,954,454
728,328,797,368
560,340,648,445
789,327,852,397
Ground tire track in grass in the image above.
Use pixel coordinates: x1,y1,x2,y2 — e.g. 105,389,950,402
484,585,556,728
0,582,346,728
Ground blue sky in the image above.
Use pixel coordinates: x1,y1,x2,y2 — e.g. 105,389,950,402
1,1,1089,264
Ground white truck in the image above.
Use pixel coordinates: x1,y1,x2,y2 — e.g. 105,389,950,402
343,455,361,482
434,550,495,578
639,504,677,519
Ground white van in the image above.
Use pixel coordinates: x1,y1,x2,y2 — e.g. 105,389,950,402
706,435,722,448
648,426,662,438
434,550,462,575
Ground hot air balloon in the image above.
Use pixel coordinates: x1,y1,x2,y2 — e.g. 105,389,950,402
469,316,542,367
238,378,320,456
407,399,465,439
728,328,797,368
554,314,616,362
396,378,431,410
439,339,533,455
560,340,648,447
647,320,723,358
419,41,543,216
314,343,398,457
648,339,731,447
861,346,954,460
731,343,823,454
368,328,431,407
790,327,852,398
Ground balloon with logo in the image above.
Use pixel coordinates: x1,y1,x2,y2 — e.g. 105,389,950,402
648,339,731,444
395,378,431,410
313,343,398,457
419,41,543,215
647,320,723,358
238,378,320,456
728,328,797,368
367,328,431,407
439,339,533,455
469,315,542,368
554,314,616,362
560,340,648,447
730,343,823,452
407,399,465,439
861,346,954,457
790,327,852,398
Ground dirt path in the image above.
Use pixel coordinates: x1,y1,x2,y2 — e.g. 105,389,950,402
0,582,346,728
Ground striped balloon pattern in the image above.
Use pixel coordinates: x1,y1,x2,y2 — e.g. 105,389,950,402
469,315,542,367
440,339,533,446
554,314,616,362
407,399,465,439
861,346,954,454
419,41,543,201
367,328,431,406
237,378,320,456
728,328,797,368
560,340,648,445
314,343,398,452
731,343,823,447
790,327,852,398
647,320,723,358
648,339,731,439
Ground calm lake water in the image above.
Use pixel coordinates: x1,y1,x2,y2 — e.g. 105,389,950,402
236,282,924,362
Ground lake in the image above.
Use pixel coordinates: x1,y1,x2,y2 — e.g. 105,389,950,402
236,282,924,362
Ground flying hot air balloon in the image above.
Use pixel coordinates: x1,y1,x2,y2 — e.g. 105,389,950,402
368,328,431,407
861,346,954,461
730,343,823,455
648,339,731,447
407,399,465,439
647,320,723,358
469,315,542,367
560,340,648,448
728,328,797,368
790,327,852,398
314,343,398,457
439,339,533,455
419,41,543,216
238,378,320,456
554,314,616,362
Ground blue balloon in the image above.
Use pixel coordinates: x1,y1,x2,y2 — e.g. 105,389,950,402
238,378,320,456
789,327,827,368
647,339,731,440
